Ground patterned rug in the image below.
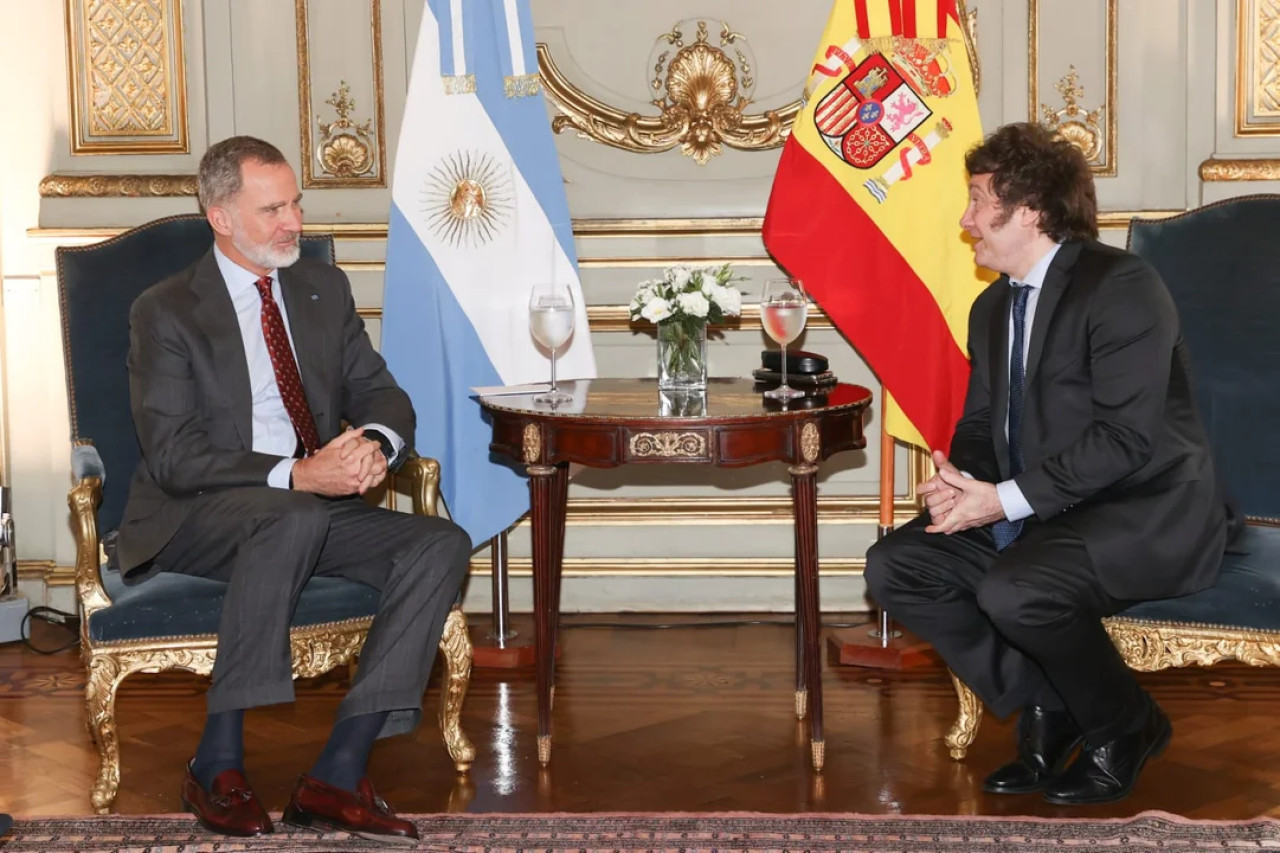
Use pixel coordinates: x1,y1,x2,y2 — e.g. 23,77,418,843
2,811,1278,852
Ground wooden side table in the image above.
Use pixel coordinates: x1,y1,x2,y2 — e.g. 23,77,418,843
481,378,872,770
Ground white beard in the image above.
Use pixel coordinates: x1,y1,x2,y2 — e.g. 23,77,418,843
232,232,301,270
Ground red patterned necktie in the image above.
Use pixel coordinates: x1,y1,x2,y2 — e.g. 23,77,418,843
254,275,320,456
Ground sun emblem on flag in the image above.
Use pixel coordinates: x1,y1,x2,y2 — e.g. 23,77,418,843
422,151,513,247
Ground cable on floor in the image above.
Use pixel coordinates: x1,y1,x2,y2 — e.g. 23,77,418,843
21,606,80,655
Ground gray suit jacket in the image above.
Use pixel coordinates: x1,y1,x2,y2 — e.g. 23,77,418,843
949,240,1227,600
117,249,415,581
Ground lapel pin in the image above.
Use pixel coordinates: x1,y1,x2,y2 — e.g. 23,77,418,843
311,294,319,300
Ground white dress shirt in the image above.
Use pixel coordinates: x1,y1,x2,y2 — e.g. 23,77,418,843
994,242,1062,522
214,246,403,488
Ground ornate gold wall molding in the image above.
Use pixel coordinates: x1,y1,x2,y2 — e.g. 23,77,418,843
1235,0,1280,135
357,303,833,333
38,173,198,197
1029,0,1117,176
294,0,387,187
64,0,189,154
17,561,76,586
538,19,800,166
466,555,869,577
1198,157,1280,181
1096,210,1183,228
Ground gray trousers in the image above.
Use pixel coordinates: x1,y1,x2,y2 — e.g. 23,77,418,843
150,487,471,739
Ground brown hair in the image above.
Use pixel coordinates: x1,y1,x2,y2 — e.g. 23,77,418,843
197,136,288,211
964,122,1098,242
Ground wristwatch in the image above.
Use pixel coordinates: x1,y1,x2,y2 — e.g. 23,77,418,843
364,428,395,463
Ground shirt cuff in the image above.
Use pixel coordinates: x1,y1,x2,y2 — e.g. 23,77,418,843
996,479,1035,522
268,457,296,490
360,422,405,459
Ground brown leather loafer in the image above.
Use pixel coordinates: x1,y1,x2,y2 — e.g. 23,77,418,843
180,762,273,837
283,774,418,843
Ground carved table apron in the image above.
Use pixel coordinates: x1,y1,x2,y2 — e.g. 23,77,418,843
481,377,873,771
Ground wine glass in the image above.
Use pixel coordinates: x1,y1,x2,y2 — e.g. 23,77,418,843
529,281,576,405
761,277,809,400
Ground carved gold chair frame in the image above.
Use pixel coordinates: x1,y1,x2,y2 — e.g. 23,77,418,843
71,455,475,814
944,584,1280,760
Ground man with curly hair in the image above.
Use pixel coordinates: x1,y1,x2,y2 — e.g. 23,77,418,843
865,122,1236,805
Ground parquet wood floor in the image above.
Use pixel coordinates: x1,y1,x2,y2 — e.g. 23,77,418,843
1,615,1278,819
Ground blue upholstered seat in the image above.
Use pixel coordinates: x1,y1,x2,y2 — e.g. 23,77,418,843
90,570,382,643
1117,526,1280,631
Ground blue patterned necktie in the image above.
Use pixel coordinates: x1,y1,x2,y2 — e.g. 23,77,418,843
992,284,1030,551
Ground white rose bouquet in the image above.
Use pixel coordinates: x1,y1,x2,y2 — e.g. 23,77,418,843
630,264,744,386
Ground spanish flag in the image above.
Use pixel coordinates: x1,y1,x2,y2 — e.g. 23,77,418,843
763,0,987,452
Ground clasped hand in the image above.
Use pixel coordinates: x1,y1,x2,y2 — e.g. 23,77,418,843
291,428,387,496
919,449,1007,535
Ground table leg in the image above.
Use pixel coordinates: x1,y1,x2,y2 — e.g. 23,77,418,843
528,464,564,765
794,566,807,720
549,464,570,710
790,461,824,771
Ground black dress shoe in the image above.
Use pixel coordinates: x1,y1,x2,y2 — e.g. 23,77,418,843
983,705,1083,794
1043,702,1172,805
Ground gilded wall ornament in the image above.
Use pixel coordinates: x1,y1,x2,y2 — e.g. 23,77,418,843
316,81,377,179
1198,157,1280,181
539,19,800,166
65,0,189,153
1029,0,1117,176
1192,157,1280,180
1236,0,1280,135
1040,66,1105,165
294,0,387,187
960,1,980,97
38,173,197,197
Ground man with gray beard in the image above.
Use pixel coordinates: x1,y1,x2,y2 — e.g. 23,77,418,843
118,136,469,841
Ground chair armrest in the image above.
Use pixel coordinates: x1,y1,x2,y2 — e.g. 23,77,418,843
399,455,441,518
68,443,112,621
72,442,106,482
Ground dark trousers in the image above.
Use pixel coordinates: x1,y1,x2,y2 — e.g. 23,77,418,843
151,487,471,739
864,514,1147,745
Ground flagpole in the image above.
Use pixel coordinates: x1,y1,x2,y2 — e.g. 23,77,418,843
874,402,900,647
825,394,931,668
471,527,538,669
489,530,514,645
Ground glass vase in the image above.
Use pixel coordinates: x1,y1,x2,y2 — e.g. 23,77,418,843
659,388,708,417
657,319,708,391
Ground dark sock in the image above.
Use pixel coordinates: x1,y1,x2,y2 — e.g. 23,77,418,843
191,709,245,791
309,710,391,792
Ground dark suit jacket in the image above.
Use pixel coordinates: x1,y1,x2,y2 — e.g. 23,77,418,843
116,250,415,581
948,240,1227,600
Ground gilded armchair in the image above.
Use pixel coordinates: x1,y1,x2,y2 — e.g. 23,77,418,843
946,195,1280,760
57,214,475,813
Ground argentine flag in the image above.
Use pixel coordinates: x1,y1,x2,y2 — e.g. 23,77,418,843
381,0,595,546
